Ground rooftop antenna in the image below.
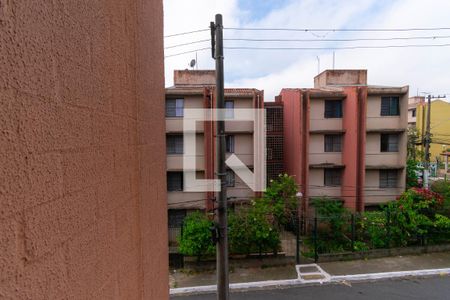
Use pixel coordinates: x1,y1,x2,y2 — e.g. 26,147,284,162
316,56,320,74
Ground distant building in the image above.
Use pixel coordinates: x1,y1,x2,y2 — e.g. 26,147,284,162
409,97,450,161
165,70,263,227
280,70,408,212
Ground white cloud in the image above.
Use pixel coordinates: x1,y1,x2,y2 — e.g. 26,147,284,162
164,0,450,100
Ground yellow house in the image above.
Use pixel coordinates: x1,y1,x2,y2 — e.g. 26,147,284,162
414,99,450,161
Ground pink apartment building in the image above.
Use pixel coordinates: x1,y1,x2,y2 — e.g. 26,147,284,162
281,70,408,214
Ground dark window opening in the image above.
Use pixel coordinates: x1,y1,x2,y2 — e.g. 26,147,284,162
324,100,343,118
380,134,399,152
324,168,342,186
166,98,184,117
166,134,183,154
380,170,398,188
381,96,400,116
226,135,235,153
226,170,235,187
324,134,343,152
167,172,183,191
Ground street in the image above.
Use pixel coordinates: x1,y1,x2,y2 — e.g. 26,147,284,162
172,276,450,299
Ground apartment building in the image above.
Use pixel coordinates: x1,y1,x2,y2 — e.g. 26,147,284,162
166,70,264,226
265,99,284,182
408,96,423,127
408,96,450,161
281,70,408,213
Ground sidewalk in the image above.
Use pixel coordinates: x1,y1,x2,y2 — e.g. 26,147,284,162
170,251,450,290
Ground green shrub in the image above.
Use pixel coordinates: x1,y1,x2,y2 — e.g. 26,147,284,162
178,212,215,261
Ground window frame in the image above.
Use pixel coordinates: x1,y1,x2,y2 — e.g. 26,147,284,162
167,172,183,192
379,169,398,188
166,134,184,154
225,135,235,153
324,134,343,152
324,168,342,186
225,170,235,187
380,133,399,152
324,100,343,118
166,98,184,117
380,96,400,116
225,100,234,119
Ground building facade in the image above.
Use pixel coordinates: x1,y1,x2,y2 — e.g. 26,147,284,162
1,0,168,299
409,97,450,161
281,70,408,213
166,70,264,227
265,99,285,182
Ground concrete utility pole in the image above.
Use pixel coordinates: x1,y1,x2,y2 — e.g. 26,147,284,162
211,14,229,300
423,94,446,188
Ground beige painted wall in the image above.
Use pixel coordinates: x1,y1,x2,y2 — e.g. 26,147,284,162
364,170,405,204
366,95,408,130
308,169,342,197
309,99,343,131
309,134,343,165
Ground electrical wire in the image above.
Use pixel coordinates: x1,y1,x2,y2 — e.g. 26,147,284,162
223,35,450,43
224,43,450,51
164,47,210,58
165,39,210,49
164,28,210,38
224,26,450,32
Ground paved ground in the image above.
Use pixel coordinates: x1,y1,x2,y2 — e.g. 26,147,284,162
171,265,298,288
172,276,450,299
320,252,450,275
170,252,450,288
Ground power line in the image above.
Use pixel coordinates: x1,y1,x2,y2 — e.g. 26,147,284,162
164,35,450,50
224,43,450,51
224,35,450,43
164,28,210,38
224,26,450,32
165,39,210,49
164,47,210,58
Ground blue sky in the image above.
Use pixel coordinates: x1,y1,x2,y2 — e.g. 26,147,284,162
164,0,450,100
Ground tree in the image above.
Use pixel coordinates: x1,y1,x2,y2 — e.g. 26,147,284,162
406,159,420,188
178,212,215,261
263,174,298,226
407,127,421,161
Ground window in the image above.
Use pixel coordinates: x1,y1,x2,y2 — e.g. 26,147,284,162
380,170,398,188
412,108,416,117
167,172,183,191
168,209,186,227
324,168,342,186
381,96,399,116
380,134,399,152
324,134,342,152
225,170,235,187
166,134,183,154
225,100,234,119
166,98,184,117
324,100,343,118
226,135,235,153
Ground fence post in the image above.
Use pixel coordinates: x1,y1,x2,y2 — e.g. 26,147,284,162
313,217,318,263
386,207,391,249
351,214,355,252
296,215,300,265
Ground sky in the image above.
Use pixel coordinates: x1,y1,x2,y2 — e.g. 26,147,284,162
163,0,450,101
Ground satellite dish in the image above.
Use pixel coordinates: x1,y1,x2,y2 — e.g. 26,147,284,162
189,59,196,69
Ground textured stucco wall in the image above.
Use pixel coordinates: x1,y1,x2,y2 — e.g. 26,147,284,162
0,1,167,299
